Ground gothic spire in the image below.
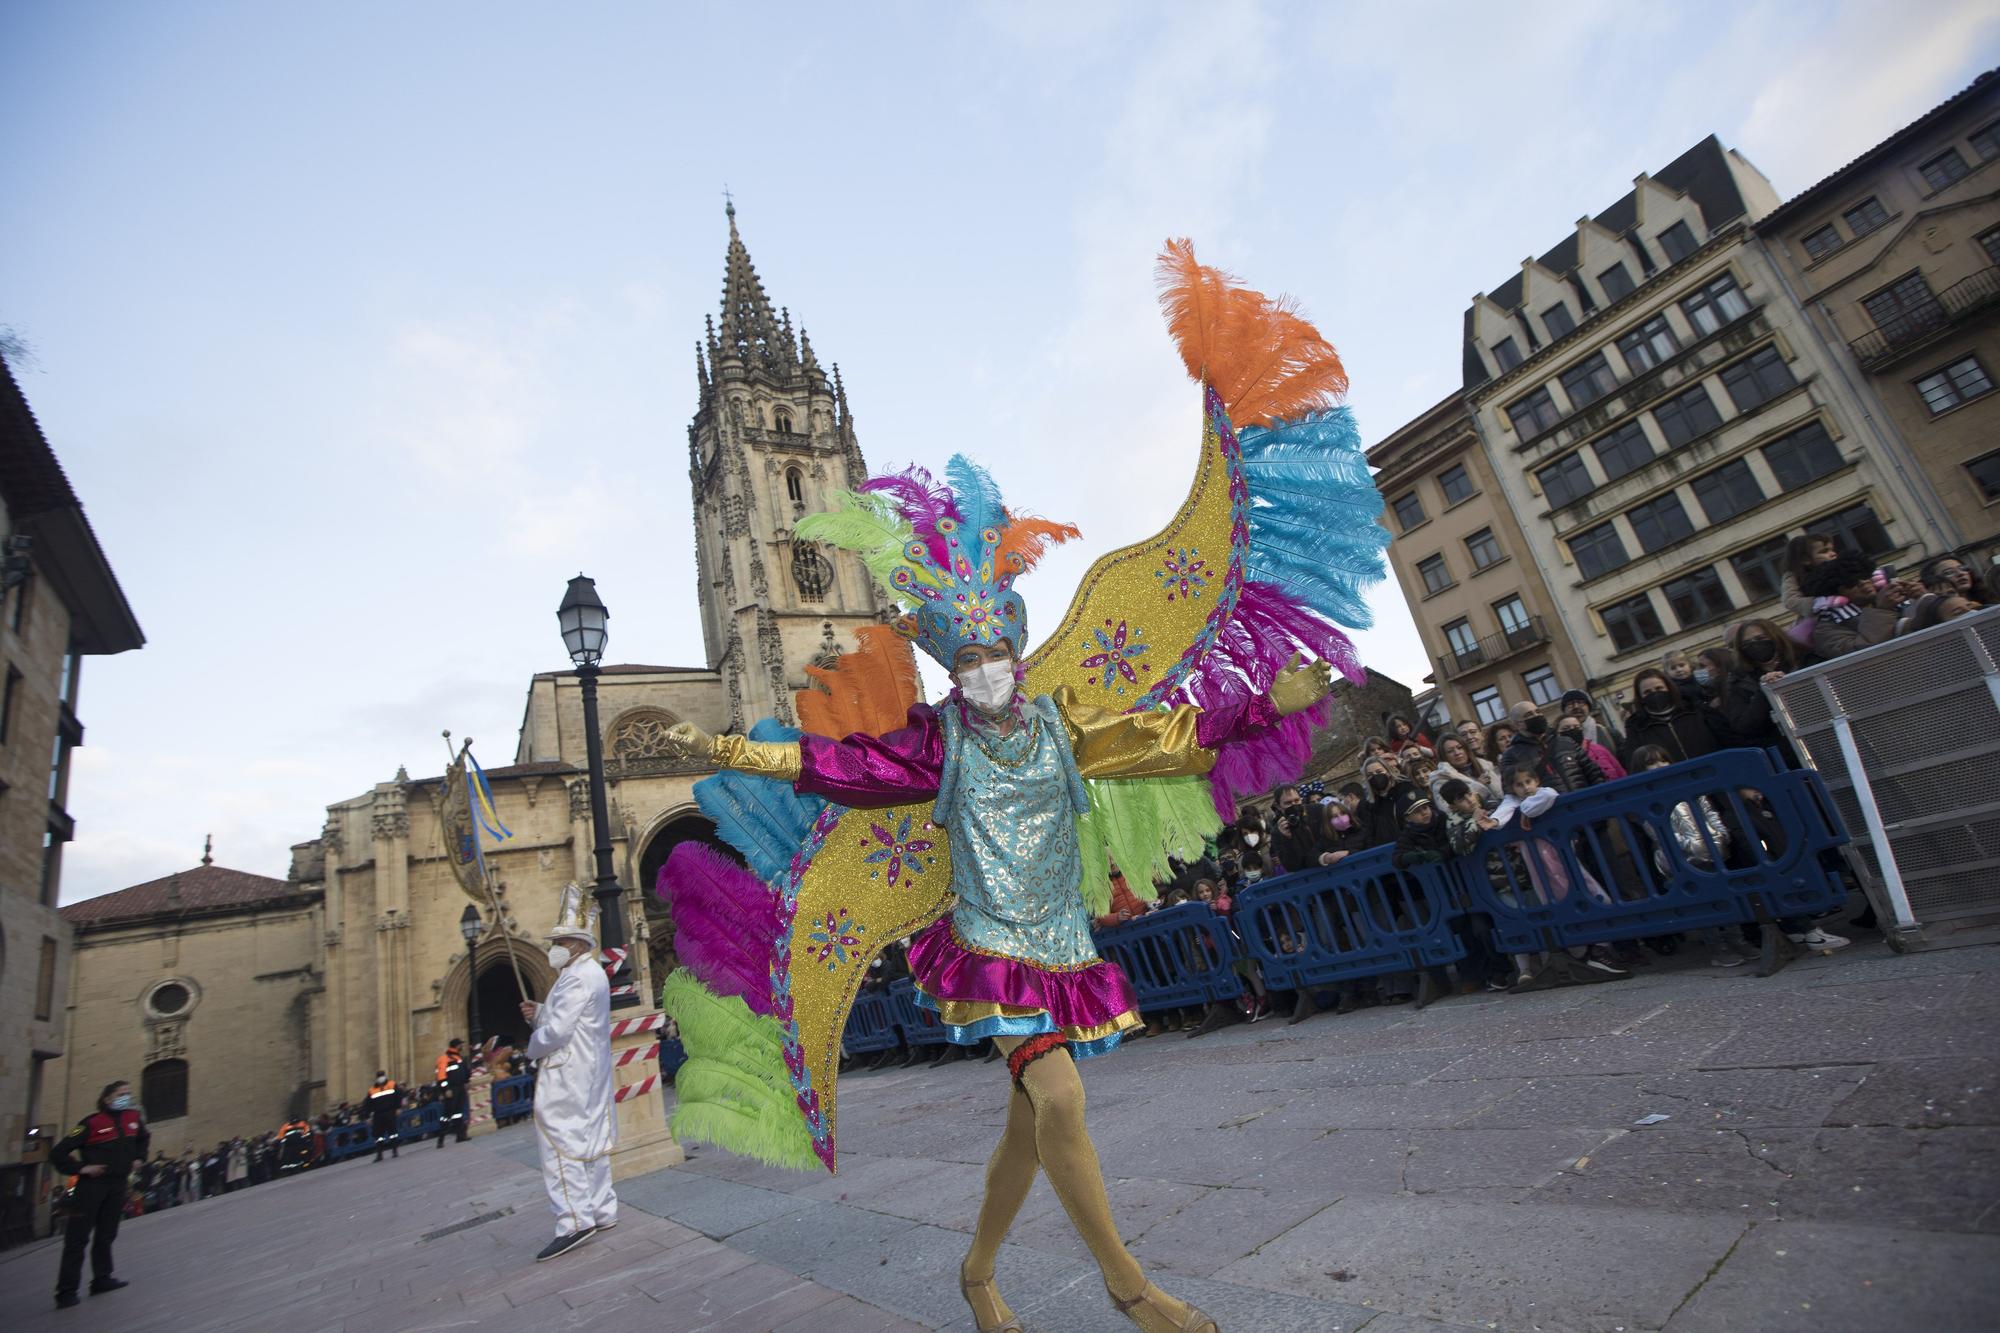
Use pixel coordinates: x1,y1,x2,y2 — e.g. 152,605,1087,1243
716,201,791,372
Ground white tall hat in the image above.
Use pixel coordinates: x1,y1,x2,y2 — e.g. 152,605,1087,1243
545,882,600,950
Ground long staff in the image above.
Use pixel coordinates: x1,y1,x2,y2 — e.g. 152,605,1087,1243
440,731,531,1000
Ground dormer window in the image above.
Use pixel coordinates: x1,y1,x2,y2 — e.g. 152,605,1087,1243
1491,337,1522,372
1542,304,1577,340
1657,221,1699,264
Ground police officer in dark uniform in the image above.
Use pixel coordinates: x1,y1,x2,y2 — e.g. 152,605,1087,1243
50,1079,148,1309
434,1038,470,1146
366,1072,403,1161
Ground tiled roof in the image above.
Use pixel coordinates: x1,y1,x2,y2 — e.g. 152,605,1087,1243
529,663,713,680
1758,68,1999,229
62,864,304,927
403,758,577,789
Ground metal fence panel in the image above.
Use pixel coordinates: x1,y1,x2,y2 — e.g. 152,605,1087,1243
1766,605,2000,940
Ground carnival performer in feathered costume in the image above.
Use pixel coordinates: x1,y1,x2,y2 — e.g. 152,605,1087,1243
656,241,1387,1333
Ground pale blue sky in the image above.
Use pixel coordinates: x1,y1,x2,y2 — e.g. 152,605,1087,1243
5,1,1996,900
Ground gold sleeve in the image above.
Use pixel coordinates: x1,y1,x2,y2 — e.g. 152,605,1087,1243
1052,686,1217,781
712,733,803,782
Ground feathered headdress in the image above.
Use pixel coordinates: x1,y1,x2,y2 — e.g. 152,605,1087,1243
795,455,1079,669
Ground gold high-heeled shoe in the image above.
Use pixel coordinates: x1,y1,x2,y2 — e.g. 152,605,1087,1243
961,1261,1025,1333
1107,1278,1219,1332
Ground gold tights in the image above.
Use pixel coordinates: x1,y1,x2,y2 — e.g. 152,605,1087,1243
961,1036,1203,1333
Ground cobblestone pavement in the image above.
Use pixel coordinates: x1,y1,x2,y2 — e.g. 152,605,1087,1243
4,936,1996,1331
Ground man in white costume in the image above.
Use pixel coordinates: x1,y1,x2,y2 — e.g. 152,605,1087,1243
519,884,617,1262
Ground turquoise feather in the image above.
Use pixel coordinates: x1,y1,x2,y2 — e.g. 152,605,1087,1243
693,721,828,883
944,454,1007,543
1236,409,1389,631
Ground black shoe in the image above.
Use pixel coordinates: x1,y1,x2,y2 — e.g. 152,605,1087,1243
1189,1003,1237,1038
536,1228,596,1263
1287,991,1317,1026
90,1279,128,1295
1414,973,1442,1011
1334,992,1360,1015
56,1293,80,1309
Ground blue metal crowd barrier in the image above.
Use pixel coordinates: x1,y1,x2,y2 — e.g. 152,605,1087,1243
842,987,901,1055
323,1124,374,1162
1235,849,1464,991
491,1074,535,1124
1092,902,1246,1012
1446,748,1849,954
398,1103,442,1142
887,977,950,1046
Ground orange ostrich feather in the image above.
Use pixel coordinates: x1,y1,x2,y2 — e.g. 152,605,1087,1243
1155,238,1348,428
997,513,1082,574
796,623,922,740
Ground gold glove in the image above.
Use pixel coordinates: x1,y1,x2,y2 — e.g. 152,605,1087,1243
1268,653,1333,717
660,720,801,781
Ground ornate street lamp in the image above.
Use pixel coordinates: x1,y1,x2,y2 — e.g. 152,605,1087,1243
556,574,635,1008
459,903,483,1046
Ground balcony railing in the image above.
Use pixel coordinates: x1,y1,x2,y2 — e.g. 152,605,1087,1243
1850,266,2000,369
1436,616,1550,681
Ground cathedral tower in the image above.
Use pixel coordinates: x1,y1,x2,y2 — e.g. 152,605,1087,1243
688,203,892,728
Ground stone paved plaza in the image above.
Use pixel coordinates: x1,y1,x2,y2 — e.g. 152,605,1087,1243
3,936,1996,1331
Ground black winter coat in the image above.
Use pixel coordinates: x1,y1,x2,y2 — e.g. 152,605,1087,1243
1620,705,1730,768
1498,733,1604,794
1356,781,1418,849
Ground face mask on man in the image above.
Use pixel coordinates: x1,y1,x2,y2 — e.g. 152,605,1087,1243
1741,640,1778,665
108,1094,134,1112
547,944,575,969
1523,715,1548,737
957,658,1016,712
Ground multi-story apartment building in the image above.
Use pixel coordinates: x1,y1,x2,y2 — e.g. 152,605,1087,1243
1456,136,1955,700
0,361,142,1238
1369,392,1589,726
1758,70,2000,555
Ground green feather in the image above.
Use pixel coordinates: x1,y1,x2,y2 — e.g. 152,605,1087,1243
660,969,820,1171
1074,775,1223,910
795,491,938,601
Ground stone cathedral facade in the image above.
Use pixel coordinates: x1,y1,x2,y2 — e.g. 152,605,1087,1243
52,210,897,1150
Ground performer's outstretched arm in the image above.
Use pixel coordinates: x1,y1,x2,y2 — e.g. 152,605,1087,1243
1055,654,1334,780
662,705,944,808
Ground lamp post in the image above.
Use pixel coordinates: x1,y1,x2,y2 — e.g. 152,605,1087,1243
458,903,483,1047
557,574,636,1009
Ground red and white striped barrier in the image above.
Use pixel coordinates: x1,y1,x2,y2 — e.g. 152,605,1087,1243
608,1012,665,1041
613,1074,658,1104
615,1041,659,1068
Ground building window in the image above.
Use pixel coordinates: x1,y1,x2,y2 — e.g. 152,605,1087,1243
41,826,62,907
142,1059,189,1122
1438,463,1476,505
1692,459,1765,524
1966,450,2000,502
1465,528,1503,570
1843,196,1890,237
1863,271,1942,341
791,542,832,602
1392,492,1427,531
1763,421,1845,489
1542,304,1577,340
1537,453,1594,508
148,982,192,1017
1559,353,1619,410
1920,147,1969,192
1980,226,2000,269
1616,315,1680,374
11,570,32,633
1471,686,1506,725
1592,421,1655,482
1491,337,1522,372
1654,384,1723,447
1807,503,1893,558
1627,493,1695,553
1657,221,1700,264
784,466,804,503
1417,554,1453,595
1731,537,1790,603
1444,619,1480,667
1720,346,1799,412
0,664,17,745
1973,122,2000,162
1506,387,1563,439
773,408,795,433
1801,224,1843,262
1599,263,1636,302
1569,521,1629,580
1494,595,1532,640
1523,665,1562,706
1601,592,1667,652
1663,567,1734,629
1682,274,1750,336
35,935,57,1021
1914,356,1994,415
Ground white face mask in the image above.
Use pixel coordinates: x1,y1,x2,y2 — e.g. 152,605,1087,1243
957,658,1016,712
547,944,574,969
1243,832,1261,847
